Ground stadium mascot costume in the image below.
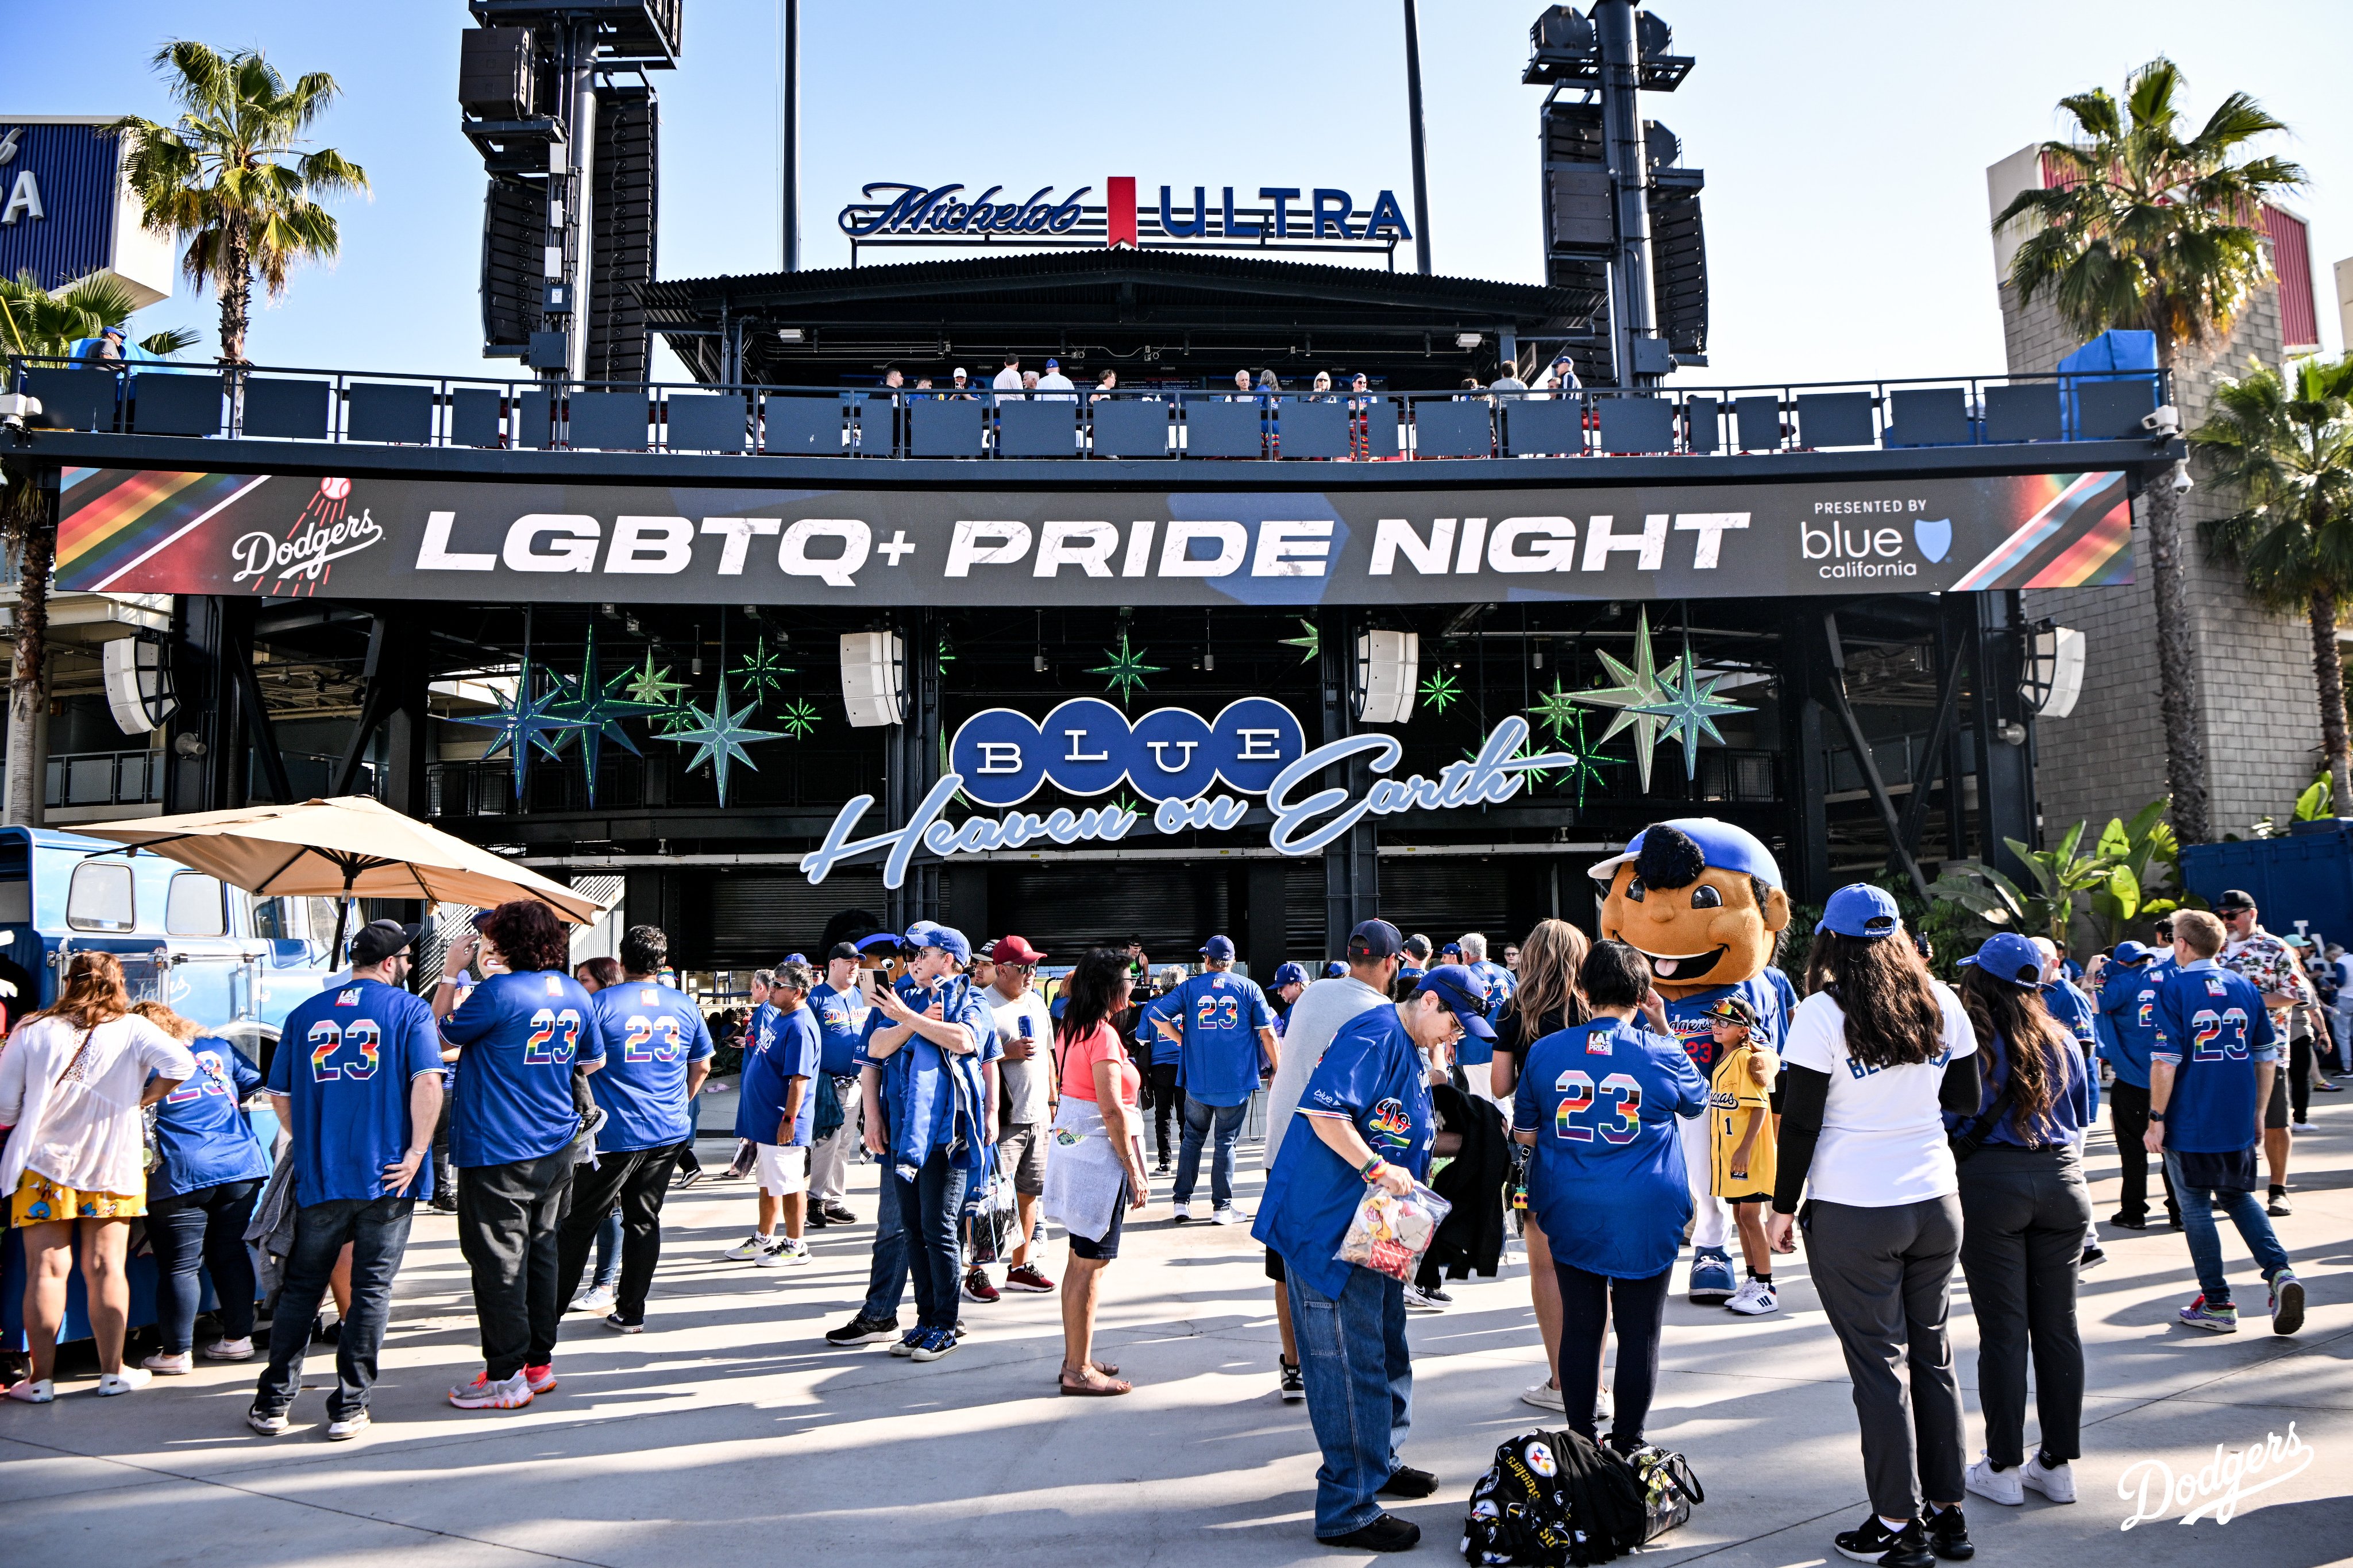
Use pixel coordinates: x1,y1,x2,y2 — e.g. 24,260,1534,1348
1589,818,1793,1304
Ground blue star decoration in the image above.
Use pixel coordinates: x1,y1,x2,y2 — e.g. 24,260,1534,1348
543,623,672,805
446,661,591,800
658,678,786,806
731,635,796,704
1089,632,1165,708
1628,651,1754,781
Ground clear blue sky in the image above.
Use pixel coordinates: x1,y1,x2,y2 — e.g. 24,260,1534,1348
5,1,2347,387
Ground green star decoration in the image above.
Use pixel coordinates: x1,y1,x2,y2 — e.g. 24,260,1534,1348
1465,738,1558,787
731,635,796,704
775,698,821,739
658,678,786,806
446,662,591,800
1418,667,1461,715
622,651,688,709
1549,703,1621,808
1569,606,1672,793
1628,651,1755,781
1089,632,1166,707
1526,678,1585,744
1279,617,1321,665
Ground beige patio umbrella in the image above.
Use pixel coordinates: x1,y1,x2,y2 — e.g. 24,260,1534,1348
78,795,605,958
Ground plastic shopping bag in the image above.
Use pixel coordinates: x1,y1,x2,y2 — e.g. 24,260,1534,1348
1335,1180,1452,1282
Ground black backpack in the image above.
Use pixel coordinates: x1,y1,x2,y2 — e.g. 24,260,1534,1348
1460,1428,1652,1566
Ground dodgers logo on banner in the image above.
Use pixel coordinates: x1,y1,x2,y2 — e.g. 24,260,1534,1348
951,696,1304,807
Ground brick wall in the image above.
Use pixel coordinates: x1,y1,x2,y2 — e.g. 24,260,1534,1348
1999,280,2327,842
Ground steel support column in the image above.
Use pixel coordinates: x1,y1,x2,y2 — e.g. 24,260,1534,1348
885,608,941,933
1777,608,1833,903
1970,590,2039,880
1319,608,1378,953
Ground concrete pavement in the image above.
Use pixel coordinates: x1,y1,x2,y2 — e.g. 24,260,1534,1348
4,1103,2350,1566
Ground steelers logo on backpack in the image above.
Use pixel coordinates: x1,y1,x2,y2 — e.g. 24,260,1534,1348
1460,1427,1697,1566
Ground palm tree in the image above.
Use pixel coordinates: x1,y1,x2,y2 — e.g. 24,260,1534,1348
2193,356,2353,817
0,272,195,824
109,41,367,365
1995,57,2305,845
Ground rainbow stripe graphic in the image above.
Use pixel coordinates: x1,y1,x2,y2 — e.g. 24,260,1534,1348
55,469,273,593
1948,472,2131,590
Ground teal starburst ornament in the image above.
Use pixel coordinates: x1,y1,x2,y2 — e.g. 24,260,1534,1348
658,678,786,806
1279,617,1321,665
1418,667,1461,715
622,651,687,709
1629,652,1755,781
446,662,591,800
1569,607,1672,793
775,698,821,739
1089,632,1165,707
731,635,796,704
543,623,673,805
1526,678,1585,744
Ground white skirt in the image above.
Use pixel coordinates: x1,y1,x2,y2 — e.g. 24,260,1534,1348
1041,1096,1129,1245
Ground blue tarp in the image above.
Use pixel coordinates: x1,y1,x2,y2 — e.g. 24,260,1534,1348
2057,330,2161,438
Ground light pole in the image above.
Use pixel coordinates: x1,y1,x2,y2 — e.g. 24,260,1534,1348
1402,0,1432,276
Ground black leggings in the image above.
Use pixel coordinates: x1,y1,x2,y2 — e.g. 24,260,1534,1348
1554,1262,1672,1451
1148,1063,1181,1161
2290,1033,2313,1122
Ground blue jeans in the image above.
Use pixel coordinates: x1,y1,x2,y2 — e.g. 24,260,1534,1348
253,1195,415,1420
1285,1264,1413,1538
147,1179,260,1353
893,1149,969,1331
2165,1152,2291,1304
591,1204,623,1291
861,1158,912,1322
1174,1095,1249,1209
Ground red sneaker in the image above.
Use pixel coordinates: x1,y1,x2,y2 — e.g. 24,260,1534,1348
523,1362,558,1393
962,1267,1001,1304
1002,1262,1056,1293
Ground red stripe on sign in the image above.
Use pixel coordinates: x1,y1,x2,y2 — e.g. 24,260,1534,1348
1106,176,1137,248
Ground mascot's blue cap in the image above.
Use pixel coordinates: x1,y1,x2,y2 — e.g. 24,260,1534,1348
1587,817,1784,890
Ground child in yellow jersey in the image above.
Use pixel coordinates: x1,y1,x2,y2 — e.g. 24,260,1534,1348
1705,995,1781,1315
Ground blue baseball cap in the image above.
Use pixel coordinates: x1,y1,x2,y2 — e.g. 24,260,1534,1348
905,921,972,964
1414,963,1497,1041
1970,933,2045,987
2113,940,2158,964
1200,935,1236,960
1817,883,1901,939
854,931,900,952
1272,961,1308,987
1323,960,1348,978
1588,817,1785,890
1346,919,1403,961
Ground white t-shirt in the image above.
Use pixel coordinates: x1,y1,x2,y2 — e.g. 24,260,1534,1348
986,986,1055,1126
0,1013,197,1197
992,367,1024,391
1261,976,1389,1168
1779,982,1976,1207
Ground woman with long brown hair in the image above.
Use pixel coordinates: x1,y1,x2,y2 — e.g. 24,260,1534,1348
1487,917,1591,1415
0,952,194,1400
1766,885,1984,1566
1950,934,2093,1511
1042,947,1151,1395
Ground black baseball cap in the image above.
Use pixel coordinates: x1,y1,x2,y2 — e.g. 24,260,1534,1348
350,920,422,966
826,942,861,962
2216,889,2257,913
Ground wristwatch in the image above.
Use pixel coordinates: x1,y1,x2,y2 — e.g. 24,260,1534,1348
2148,1110,2166,1122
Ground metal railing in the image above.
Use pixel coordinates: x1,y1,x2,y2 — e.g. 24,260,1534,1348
46,747,164,810
7,353,2174,462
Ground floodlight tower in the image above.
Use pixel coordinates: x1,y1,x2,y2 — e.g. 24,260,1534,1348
1525,3,1705,388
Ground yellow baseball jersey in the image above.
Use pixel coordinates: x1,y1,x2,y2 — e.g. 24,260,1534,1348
1708,1042,1776,1200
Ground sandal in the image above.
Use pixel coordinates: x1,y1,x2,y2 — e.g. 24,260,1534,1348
1090,1358,1120,1378
1058,1365,1132,1397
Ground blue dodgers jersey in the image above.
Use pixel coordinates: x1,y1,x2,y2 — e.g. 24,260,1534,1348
2150,960,2278,1153
1140,991,1183,1066
1460,960,1517,1067
809,982,870,1077
270,980,445,1202
869,974,994,1169
735,1002,793,1142
2098,960,2166,1088
1947,1028,2094,1148
1660,976,1785,1077
1172,971,1276,1106
440,969,603,1168
152,1038,269,1196
588,981,715,1152
1511,1018,1708,1278
1253,1005,1434,1300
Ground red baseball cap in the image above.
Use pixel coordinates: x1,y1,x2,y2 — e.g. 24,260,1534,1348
989,935,1047,965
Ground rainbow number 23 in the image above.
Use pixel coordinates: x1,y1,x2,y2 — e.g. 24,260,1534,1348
307,1019,380,1082
623,1014,685,1063
1552,1069,1643,1145
523,1008,584,1065
2189,1007,2251,1063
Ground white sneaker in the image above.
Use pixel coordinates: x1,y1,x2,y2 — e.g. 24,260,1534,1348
1521,1379,1566,1412
1210,1205,1245,1226
325,1409,371,1442
722,1233,776,1261
1401,1284,1443,1312
1966,1453,2025,1506
569,1284,618,1315
6,1378,55,1404
1725,1277,1779,1316
140,1350,193,1375
2020,1452,2077,1503
199,1337,255,1362
1595,1385,1612,1424
95,1368,152,1396
757,1238,811,1268
1171,1202,1193,1223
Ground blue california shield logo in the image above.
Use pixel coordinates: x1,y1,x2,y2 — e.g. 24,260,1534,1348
1913,518,1951,563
